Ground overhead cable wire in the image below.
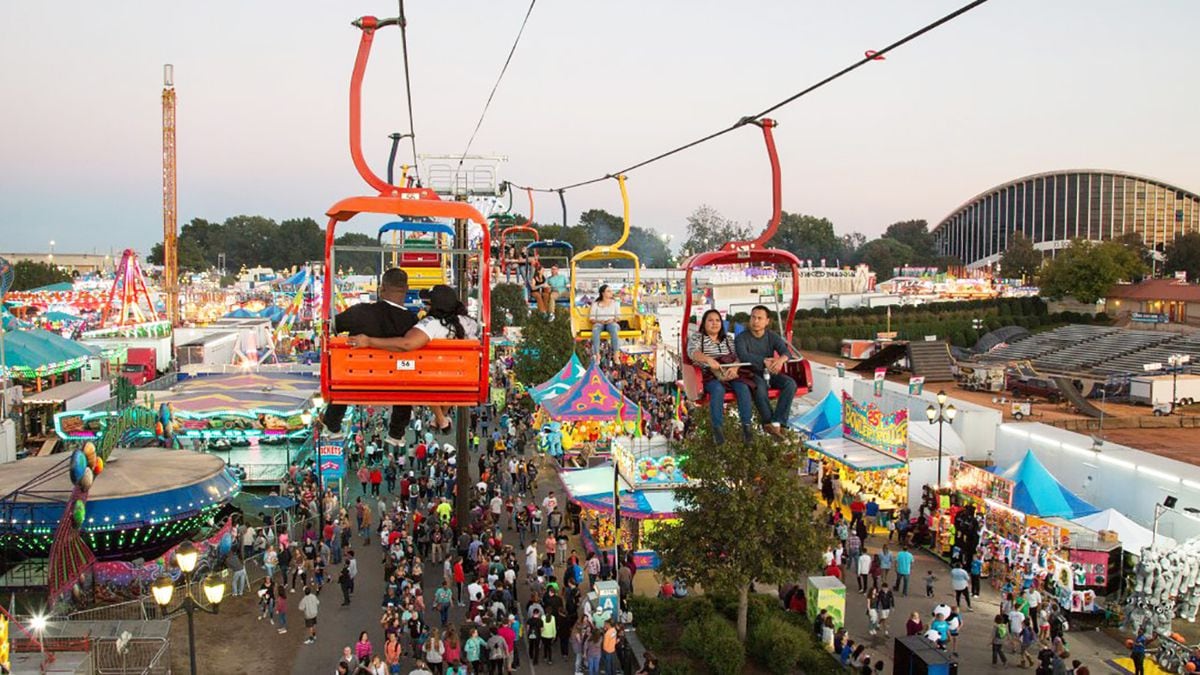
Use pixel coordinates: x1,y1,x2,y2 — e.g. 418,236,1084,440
455,0,539,178
514,0,991,193
398,0,420,182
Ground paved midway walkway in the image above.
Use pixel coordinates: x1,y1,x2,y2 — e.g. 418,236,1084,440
293,417,588,675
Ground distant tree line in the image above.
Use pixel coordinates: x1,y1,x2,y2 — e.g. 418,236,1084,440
680,205,951,281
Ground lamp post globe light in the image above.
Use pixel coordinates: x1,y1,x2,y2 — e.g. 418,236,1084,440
925,390,957,489
152,540,225,675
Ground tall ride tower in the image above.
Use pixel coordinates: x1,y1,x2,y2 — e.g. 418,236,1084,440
162,64,179,326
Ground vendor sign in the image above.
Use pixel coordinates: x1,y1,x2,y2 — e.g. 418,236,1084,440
950,459,1014,505
908,376,925,396
319,441,345,481
842,392,908,460
873,368,886,397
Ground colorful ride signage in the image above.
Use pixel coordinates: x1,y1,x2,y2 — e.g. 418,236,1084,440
841,392,908,460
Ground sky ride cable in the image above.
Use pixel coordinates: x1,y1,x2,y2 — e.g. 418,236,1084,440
510,0,991,194
453,0,539,182
398,0,420,183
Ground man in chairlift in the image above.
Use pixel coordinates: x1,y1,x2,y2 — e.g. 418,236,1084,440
545,265,569,306
734,304,798,439
322,268,416,448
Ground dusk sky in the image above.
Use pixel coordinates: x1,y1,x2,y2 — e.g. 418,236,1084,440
2,1,1198,257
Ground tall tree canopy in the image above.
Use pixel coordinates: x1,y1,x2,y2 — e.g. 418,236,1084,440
999,232,1041,281
681,205,750,257
148,215,325,273
771,212,846,265
1166,232,1200,283
647,412,826,641
10,260,72,291
1039,239,1145,303
856,238,915,281
882,219,937,264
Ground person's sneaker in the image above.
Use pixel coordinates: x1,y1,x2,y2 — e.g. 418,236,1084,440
764,423,785,439
278,628,287,634
269,618,274,625
257,616,263,621
713,428,726,446
741,425,753,444
303,638,314,645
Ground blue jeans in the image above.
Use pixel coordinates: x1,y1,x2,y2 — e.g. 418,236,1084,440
752,371,797,426
592,323,620,360
703,378,753,431
231,568,248,596
601,651,616,675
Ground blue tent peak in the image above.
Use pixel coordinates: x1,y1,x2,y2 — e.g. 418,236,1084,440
1001,449,1099,519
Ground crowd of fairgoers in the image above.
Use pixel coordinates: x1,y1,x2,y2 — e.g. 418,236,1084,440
212,349,682,675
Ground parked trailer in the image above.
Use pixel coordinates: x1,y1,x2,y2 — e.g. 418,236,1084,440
1129,373,1200,407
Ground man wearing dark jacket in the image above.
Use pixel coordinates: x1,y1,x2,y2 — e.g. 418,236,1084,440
734,304,798,438
322,268,417,445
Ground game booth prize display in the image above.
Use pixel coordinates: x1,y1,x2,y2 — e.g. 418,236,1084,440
803,393,958,528
560,435,688,570
930,453,1118,614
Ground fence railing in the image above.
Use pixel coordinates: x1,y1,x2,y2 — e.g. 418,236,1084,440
93,636,171,675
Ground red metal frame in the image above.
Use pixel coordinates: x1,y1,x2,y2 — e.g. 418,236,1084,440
679,119,811,403
319,16,492,407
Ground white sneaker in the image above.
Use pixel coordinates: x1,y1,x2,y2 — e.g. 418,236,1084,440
278,628,287,634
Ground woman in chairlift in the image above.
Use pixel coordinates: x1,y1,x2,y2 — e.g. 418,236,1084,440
589,284,622,364
688,308,756,445
347,284,479,433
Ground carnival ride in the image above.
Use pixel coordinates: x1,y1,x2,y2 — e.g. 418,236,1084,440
569,175,651,343
376,220,453,304
678,119,811,403
319,15,490,408
99,249,160,329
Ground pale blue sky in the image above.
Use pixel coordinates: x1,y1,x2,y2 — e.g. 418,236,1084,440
2,1,1198,256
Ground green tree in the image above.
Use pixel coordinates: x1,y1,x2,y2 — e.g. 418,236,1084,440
999,232,1041,281
10,259,72,291
272,218,325,270
512,310,584,386
681,205,750,257
535,223,593,258
333,232,378,276
772,212,844,265
882,220,936,263
1040,239,1146,303
490,283,530,334
1165,232,1200,282
856,238,915,281
840,232,867,262
645,412,825,641
147,235,207,272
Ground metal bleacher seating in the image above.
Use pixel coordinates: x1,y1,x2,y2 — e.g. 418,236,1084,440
1091,331,1200,377
1032,328,1178,373
980,325,1117,364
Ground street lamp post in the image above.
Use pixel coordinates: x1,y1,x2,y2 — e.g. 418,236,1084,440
152,541,226,675
925,390,958,488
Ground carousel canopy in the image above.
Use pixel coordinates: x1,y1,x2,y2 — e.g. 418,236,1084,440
1001,449,1100,519
530,353,586,404
2,328,96,374
541,361,640,422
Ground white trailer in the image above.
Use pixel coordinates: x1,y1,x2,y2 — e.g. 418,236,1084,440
1129,373,1200,407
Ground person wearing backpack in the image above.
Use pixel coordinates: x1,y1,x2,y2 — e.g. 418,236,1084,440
1019,617,1037,668
991,614,1009,665
486,630,508,675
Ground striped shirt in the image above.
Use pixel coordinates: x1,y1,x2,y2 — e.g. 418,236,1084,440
688,331,737,359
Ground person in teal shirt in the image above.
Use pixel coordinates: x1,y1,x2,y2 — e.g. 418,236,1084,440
463,627,486,671
546,265,569,303
895,546,914,596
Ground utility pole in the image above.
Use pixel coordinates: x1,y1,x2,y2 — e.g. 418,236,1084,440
162,64,179,326
454,195,474,528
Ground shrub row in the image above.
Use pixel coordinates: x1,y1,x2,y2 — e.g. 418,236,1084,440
795,311,1111,352
680,615,745,675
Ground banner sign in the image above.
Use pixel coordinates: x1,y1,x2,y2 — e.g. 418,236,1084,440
319,442,345,481
873,368,886,397
842,392,908,460
908,376,925,396
1131,312,1169,324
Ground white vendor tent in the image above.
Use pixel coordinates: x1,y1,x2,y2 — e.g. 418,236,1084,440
1072,508,1175,553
